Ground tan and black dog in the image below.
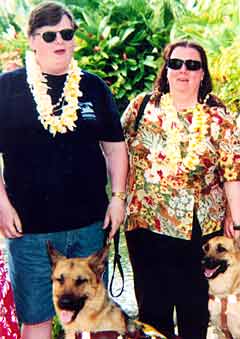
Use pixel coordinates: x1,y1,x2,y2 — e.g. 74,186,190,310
202,236,240,339
48,243,167,339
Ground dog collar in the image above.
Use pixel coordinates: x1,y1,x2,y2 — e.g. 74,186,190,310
210,294,240,304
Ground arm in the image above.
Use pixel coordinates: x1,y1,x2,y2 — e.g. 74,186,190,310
224,181,240,238
0,158,22,238
100,141,128,239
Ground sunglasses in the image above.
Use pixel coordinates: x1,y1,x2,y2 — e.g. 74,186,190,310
34,29,75,43
167,58,202,71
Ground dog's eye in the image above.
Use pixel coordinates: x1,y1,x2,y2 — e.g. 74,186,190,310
75,277,87,286
217,244,226,253
203,243,209,252
56,274,65,285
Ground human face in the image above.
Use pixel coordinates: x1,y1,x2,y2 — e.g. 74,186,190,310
29,15,75,75
167,46,204,99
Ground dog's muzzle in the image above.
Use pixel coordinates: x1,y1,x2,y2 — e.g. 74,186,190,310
202,256,228,279
58,294,87,324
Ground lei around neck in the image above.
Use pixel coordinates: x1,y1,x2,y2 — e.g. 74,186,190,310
26,50,82,136
143,93,209,185
161,93,209,174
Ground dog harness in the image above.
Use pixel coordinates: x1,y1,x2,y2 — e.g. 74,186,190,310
74,331,166,339
209,294,240,339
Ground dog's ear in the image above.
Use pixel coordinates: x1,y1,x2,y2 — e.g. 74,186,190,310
88,243,110,282
47,241,66,268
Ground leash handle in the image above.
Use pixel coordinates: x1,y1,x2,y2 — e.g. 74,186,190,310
109,229,124,297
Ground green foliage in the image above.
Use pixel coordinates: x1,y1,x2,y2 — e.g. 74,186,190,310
0,0,180,111
69,0,178,111
0,0,29,71
0,0,30,33
0,0,239,112
170,0,240,112
52,316,64,338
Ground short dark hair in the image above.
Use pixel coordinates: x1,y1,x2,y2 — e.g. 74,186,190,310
153,40,225,109
27,1,78,36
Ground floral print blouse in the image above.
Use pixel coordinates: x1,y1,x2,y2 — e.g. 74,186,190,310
121,93,240,240
0,250,20,339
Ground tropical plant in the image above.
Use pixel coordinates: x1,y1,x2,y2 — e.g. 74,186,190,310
0,0,185,110
70,0,183,111
0,0,30,71
170,0,240,112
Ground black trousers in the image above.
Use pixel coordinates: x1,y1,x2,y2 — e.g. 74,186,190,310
126,219,221,339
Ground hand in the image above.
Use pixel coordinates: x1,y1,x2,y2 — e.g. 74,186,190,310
102,197,125,240
0,201,23,238
224,211,234,238
224,213,240,239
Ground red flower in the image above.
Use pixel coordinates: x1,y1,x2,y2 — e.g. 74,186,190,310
212,113,223,124
155,218,161,231
144,196,153,205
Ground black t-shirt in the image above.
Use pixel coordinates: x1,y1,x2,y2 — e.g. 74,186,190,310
0,68,124,233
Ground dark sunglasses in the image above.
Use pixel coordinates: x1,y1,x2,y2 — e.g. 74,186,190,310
167,58,202,71
34,29,75,43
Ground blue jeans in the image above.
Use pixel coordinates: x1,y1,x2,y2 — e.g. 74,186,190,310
6,221,107,324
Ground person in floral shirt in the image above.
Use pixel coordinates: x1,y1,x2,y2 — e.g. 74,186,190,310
121,40,240,339
0,250,20,339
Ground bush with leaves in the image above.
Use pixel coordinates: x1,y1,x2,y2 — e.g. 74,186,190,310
170,0,240,113
0,0,186,111
69,0,184,111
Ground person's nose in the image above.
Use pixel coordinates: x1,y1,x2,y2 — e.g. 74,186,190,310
55,32,64,43
180,63,187,71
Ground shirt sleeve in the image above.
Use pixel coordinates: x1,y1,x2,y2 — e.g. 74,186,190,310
121,92,147,139
95,76,125,142
216,108,240,181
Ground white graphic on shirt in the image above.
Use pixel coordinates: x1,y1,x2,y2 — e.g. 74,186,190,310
79,102,96,120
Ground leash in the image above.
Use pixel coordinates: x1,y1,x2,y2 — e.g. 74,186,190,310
109,229,125,298
134,94,151,132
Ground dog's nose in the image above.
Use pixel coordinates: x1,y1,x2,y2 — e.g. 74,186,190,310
201,256,212,267
58,295,74,309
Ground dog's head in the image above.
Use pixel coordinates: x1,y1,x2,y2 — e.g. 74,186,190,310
47,242,109,327
202,236,240,281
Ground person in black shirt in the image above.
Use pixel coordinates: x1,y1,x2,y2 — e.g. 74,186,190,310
0,2,128,338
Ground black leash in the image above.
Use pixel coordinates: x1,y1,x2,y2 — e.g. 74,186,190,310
109,229,124,297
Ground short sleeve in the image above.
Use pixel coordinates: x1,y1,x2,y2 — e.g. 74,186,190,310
121,92,146,141
217,109,240,181
96,76,124,142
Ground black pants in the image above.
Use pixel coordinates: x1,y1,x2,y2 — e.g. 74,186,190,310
126,220,221,339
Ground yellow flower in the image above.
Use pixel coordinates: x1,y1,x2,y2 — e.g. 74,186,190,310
224,167,238,181
160,93,208,175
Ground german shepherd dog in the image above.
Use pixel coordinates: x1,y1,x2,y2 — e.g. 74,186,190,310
202,236,240,339
48,243,167,339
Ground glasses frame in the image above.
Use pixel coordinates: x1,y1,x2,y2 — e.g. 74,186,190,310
167,58,202,71
34,28,75,43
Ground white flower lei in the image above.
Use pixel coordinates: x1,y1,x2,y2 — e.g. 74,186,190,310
26,50,82,136
160,93,209,174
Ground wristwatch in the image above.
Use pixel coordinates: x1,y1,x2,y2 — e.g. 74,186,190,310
233,222,240,230
112,192,126,201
